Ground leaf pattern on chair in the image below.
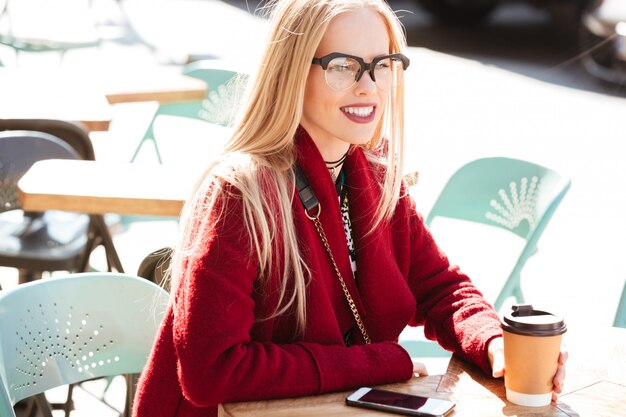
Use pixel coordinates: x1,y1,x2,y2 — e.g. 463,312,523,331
199,83,241,126
485,176,540,231
12,302,118,393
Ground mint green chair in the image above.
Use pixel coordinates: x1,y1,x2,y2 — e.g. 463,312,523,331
614,281,626,328
425,157,571,312
130,59,247,163
402,157,570,359
0,272,169,417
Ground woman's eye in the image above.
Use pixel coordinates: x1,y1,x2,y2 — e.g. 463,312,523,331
329,59,358,73
331,64,351,72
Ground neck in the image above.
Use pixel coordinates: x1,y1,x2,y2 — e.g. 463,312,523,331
324,150,348,166
322,145,350,166
297,125,350,171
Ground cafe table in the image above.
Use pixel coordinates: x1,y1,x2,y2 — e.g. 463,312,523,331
0,65,207,131
17,159,203,217
220,326,626,417
0,68,113,132
17,158,205,273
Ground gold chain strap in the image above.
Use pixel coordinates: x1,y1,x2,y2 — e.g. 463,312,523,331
308,211,371,345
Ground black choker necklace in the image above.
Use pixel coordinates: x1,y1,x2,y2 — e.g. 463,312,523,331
325,151,348,181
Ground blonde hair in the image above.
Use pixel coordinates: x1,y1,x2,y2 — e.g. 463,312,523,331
171,0,408,335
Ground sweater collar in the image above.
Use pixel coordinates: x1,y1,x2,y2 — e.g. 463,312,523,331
293,125,380,222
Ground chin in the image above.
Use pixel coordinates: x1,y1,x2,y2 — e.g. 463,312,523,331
338,127,378,145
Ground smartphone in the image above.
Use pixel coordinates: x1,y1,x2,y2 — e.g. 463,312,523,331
346,387,455,417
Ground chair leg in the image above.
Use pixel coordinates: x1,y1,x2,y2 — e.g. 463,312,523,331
124,374,139,417
80,215,125,273
32,393,54,417
130,136,163,165
90,215,125,273
62,384,75,417
18,270,43,284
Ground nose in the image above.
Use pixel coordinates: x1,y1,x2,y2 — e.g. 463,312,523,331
353,70,377,94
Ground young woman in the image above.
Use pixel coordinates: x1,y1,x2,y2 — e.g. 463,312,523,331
133,1,565,416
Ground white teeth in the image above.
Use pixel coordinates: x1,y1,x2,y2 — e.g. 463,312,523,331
342,106,374,117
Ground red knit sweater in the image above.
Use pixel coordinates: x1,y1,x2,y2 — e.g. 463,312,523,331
133,129,502,417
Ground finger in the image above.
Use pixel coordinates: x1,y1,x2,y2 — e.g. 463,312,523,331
491,351,505,378
552,391,558,402
487,337,505,378
553,363,566,394
558,345,569,366
412,360,429,376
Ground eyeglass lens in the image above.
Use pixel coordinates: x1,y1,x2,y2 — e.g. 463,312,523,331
324,56,404,91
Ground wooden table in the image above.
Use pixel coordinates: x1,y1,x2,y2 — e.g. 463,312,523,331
17,158,206,273
0,68,113,132
221,327,626,417
0,66,207,132
101,66,207,105
17,159,204,217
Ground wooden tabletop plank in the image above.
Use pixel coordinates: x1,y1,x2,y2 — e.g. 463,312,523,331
17,159,204,217
0,68,112,132
101,66,207,104
0,66,207,133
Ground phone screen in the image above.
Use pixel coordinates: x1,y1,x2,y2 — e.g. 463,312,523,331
346,387,455,417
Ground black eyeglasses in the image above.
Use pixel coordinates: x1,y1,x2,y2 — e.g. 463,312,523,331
311,52,410,91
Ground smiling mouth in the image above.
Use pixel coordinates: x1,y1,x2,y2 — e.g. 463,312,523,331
340,106,376,123
342,106,374,117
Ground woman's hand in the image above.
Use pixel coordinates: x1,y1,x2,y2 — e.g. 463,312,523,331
487,337,568,401
551,345,568,400
488,337,505,378
411,358,429,376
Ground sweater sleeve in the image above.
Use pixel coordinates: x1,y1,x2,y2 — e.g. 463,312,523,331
172,184,413,408
403,193,502,374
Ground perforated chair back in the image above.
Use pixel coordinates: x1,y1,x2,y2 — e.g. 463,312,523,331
184,60,248,126
131,60,247,163
0,130,93,274
425,157,571,311
0,272,169,413
137,247,173,292
0,130,80,212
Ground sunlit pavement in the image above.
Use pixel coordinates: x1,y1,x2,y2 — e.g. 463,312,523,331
2,0,625,415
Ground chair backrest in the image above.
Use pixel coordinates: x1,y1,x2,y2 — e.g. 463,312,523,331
149,60,247,127
186,60,248,126
614,280,626,328
0,119,95,161
0,130,81,212
137,247,173,292
425,157,571,311
133,60,247,163
0,272,169,410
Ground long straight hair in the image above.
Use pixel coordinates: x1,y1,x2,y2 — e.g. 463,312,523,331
171,0,408,335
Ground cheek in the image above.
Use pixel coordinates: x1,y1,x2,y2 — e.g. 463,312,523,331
304,71,327,109
304,87,342,117
376,92,390,119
